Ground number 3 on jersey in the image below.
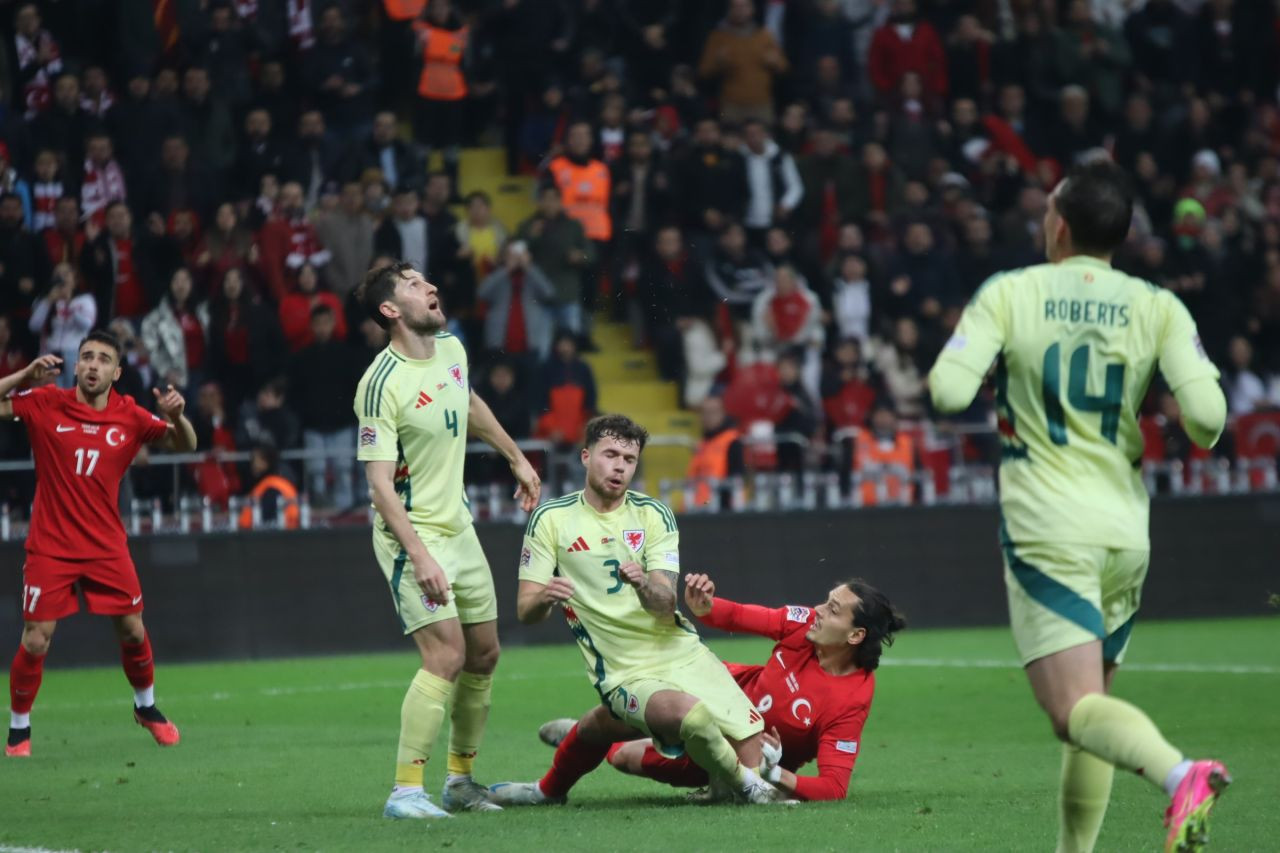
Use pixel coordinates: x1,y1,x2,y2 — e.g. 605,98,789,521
1042,342,1125,445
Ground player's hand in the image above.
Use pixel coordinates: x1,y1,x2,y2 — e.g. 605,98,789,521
618,561,646,588
541,576,575,605
761,726,783,769
24,354,62,383
152,384,185,420
411,550,451,606
510,455,541,512
683,572,715,616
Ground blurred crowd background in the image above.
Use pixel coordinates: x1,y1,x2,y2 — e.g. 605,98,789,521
1,0,1279,520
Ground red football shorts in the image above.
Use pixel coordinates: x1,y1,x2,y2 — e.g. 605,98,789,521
19,552,144,621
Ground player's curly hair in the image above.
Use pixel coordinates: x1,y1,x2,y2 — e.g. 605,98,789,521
356,261,415,329
843,578,907,672
584,414,649,452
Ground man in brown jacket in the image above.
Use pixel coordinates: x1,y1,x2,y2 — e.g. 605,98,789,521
697,0,788,124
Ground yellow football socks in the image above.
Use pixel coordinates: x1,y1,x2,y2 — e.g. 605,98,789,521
394,669,453,789
1067,693,1183,790
1057,743,1114,853
446,671,492,777
677,701,742,784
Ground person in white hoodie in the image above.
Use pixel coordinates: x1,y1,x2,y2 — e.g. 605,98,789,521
739,119,803,242
29,263,96,389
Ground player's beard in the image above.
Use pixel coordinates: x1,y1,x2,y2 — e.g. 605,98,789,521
587,469,628,502
76,372,109,402
404,307,444,336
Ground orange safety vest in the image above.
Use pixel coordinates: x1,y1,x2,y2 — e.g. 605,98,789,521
415,23,468,101
853,427,914,505
238,475,300,530
548,156,612,241
687,428,741,507
384,0,427,20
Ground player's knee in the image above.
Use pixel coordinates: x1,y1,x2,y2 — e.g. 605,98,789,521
425,646,465,681
608,743,641,775
465,641,500,675
20,628,52,656
1048,711,1073,742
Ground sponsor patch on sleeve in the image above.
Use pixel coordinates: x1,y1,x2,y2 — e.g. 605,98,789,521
786,606,812,623
944,334,967,351
662,552,679,567
359,425,378,447
835,740,858,755
519,546,531,568
15,388,31,396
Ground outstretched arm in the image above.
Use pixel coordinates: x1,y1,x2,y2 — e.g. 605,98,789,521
684,573,791,640
469,388,541,511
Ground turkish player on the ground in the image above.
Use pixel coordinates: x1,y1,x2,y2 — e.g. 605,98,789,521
605,574,906,801
497,573,905,805
3,330,197,758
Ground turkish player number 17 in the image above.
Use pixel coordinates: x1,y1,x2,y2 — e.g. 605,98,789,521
74,447,100,476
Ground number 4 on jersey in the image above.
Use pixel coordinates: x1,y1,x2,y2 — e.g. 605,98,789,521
1042,342,1125,445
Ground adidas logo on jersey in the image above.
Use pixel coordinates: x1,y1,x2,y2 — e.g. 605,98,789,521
415,391,433,409
566,536,590,553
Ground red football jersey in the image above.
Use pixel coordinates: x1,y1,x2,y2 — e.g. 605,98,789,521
11,385,169,560
702,598,876,801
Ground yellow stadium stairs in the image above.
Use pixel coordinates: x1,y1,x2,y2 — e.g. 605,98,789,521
430,147,536,232
587,317,698,508
449,147,696,508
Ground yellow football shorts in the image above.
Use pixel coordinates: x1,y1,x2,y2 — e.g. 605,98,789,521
1001,536,1149,666
372,523,498,633
605,644,764,749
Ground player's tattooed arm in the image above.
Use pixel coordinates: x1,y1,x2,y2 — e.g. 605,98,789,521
619,563,677,619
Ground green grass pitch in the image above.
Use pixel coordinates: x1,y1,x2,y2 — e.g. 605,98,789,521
1,618,1276,852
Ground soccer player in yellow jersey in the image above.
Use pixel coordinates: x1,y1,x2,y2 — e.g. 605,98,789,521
493,414,780,805
352,261,541,820
929,162,1230,853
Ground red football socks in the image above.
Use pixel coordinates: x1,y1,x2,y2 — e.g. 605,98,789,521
9,647,45,715
639,745,708,787
120,634,155,691
539,724,611,798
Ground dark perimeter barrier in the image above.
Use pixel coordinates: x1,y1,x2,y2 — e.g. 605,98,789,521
2,496,1277,666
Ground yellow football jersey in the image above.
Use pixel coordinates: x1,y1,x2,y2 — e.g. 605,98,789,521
354,334,472,538
519,490,700,696
931,256,1220,549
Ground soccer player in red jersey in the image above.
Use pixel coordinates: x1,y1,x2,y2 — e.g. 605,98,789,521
489,573,905,804
2,331,197,757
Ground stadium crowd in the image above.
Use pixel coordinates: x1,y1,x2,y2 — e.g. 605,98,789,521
0,0,1279,512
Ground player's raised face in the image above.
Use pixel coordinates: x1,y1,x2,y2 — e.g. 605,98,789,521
807,585,866,649
582,436,640,501
388,268,445,334
76,340,122,397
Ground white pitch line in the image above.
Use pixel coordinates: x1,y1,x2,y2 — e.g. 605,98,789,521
884,657,1280,675
0,847,95,853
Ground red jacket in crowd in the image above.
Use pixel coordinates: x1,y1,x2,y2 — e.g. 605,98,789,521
868,21,948,98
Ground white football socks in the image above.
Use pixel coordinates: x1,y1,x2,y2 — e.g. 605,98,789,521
1164,759,1194,797
10,711,30,729
133,685,155,709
